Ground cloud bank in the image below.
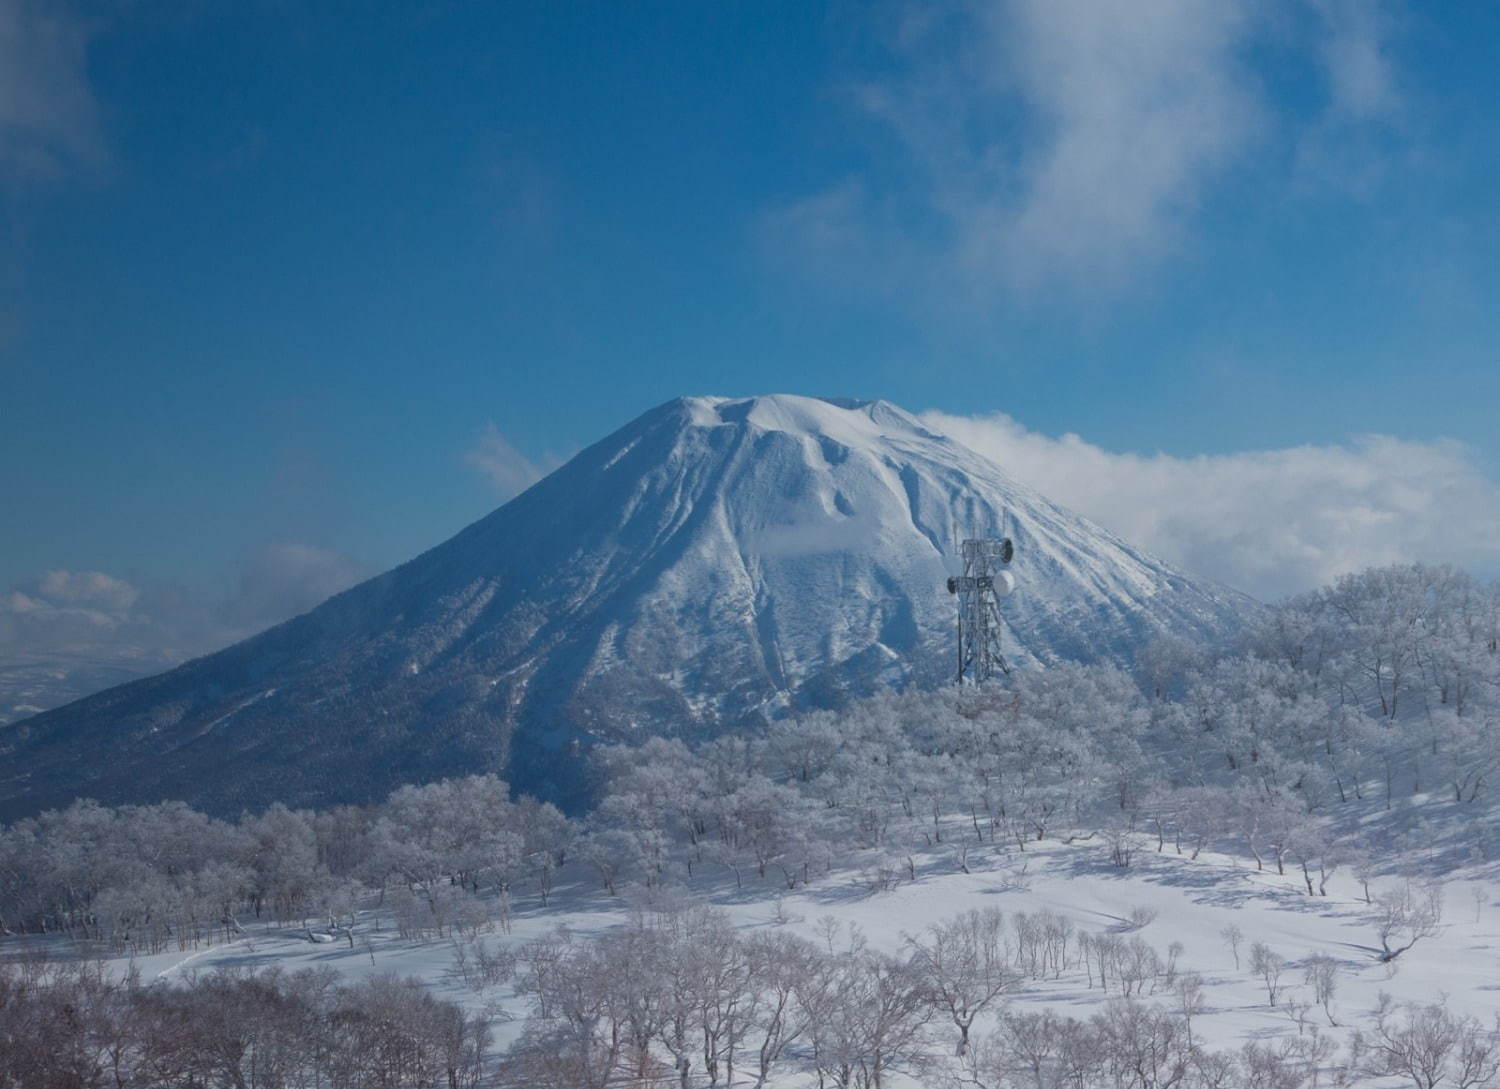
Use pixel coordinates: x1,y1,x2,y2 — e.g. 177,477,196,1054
0,544,367,662
925,410,1500,600
1,570,202,666
0,544,367,722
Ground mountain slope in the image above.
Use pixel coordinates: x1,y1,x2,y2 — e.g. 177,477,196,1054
0,395,1255,820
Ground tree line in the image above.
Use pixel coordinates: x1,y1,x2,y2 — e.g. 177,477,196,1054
574,563,1500,903
0,776,571,951
0,957,488,1089
3,564,1496,954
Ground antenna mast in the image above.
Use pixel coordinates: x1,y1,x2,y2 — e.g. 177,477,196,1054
946,535,1016,684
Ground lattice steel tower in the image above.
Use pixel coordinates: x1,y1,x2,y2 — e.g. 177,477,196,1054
946,536,1015,684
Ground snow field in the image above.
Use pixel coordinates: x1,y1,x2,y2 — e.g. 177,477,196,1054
87,815,1500,1087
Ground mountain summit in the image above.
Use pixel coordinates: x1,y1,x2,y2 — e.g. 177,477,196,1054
0,395,1252,819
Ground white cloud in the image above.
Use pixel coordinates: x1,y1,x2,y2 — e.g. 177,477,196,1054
923,410,1500,599
16,569,138,612
1,570,212,666
0,0,105,181
1293,0,1406,196
466,421,548,499
0,544,368,661
1312,0,1400,122
770,0,1408,304
963,0,1260,294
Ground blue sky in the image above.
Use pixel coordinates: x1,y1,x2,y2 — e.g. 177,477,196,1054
2,0,1499,662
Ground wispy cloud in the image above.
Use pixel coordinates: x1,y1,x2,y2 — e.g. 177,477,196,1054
767,0,1409,306
0,0,106,182
465,421,553,499
1312,0,1401,122
217,543,366,631
925,410,1500,599
1294,0,1408,195
1,0,109,352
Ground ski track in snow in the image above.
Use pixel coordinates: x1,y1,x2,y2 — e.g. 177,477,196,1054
153,935,255,981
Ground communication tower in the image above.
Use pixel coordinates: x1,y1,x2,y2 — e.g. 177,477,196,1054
946,536,1016,684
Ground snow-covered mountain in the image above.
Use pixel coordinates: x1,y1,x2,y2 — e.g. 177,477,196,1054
0,395,1255,820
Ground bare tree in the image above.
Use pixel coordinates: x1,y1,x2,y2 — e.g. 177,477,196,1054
1093,999,1193,1089
1116,937,1160,999
907,907,1015,1056
743,932,821,1088
1304,953,1340,1026
1374,878,1445,962
1176,972,1205,1047
951,1009,1106,1089
1355,996,1500,1089
1221,923,1243,970
802,950,932,1089
1249,942,1286,1007
1281,988,1314,1037
1125,905,1158,931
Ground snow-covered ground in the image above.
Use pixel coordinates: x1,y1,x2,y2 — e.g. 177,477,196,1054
50,793,1498,1086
